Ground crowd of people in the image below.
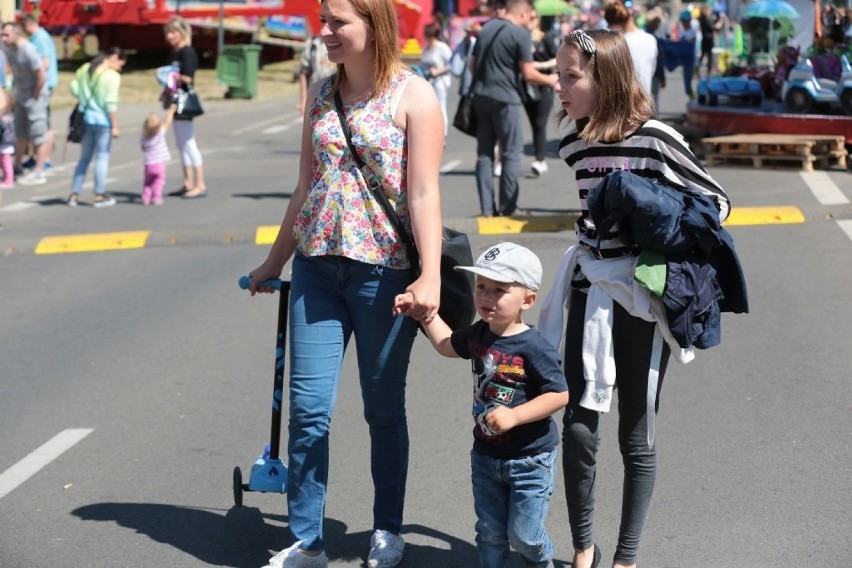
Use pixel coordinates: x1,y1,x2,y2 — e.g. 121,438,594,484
246,1,742,568
0,14,205,212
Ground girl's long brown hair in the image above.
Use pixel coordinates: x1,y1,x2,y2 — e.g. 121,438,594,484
561,29,654,142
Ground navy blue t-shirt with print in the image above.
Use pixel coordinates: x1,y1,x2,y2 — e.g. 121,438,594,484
451,320,567,460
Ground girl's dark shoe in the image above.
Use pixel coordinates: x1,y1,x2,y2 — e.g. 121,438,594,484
577,545,602,568
591,544,601,568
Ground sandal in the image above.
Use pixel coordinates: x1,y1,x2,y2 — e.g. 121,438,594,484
182,187,208,199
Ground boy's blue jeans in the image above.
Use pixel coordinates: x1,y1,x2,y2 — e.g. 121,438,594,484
71,125,112,195
286,254,418,551
471,448,557,568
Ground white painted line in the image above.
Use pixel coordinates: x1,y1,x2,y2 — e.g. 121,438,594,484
800,171,849,206
262,124,291,134
0,429,94,501
440,159,462,173
202,146,246,155
233,114,298,135
838,220,852,243
0,201,35,212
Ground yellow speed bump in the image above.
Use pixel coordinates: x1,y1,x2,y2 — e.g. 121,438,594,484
35,231,150,255
723,206,804,226
477,214,574,235
255,225,280,245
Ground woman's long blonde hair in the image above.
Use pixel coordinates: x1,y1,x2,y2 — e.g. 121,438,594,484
561,29,654,142
331,0,404,97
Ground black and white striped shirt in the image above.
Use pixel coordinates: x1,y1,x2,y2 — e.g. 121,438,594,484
559,119,729,258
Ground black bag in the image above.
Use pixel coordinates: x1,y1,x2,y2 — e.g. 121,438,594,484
174,87,204,118
452,93,477,137
521,81,540,103
67,104,85,143
334,92,476,330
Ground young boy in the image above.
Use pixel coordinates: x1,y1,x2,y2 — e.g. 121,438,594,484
394,242,568,568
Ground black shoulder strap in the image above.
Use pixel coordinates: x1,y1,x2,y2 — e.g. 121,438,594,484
332,90,420,272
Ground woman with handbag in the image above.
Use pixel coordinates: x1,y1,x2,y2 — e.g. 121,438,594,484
66,47,126,208
244,0,444,566
163,16,206,198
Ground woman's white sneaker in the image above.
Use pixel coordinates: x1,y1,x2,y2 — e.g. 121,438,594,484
262,540,327,568
531,160,548,176
367,530,404,568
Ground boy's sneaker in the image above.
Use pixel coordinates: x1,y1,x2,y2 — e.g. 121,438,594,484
531,160,548,176
262,541,327,568
66,193,79,207
17,171,46,185
367,530,404,568
93,194,116,208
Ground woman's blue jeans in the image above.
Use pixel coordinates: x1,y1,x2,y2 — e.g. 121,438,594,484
286,254,418,551
71,125,112,195
471,449,557,568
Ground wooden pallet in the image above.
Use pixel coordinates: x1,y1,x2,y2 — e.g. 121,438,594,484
701,133,848,171
703,151,847,171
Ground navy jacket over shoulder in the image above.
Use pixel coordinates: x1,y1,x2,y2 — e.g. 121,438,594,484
587,171,749,349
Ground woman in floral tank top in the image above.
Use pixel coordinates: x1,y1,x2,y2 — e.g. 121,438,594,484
246,0,444,566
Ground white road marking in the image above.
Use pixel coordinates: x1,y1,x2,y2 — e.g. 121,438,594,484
838,220,852,243
800,171,849,205
233,114,299,135
0,201,35,212
0,429,94,501
262,124,291,134
440,160,462,173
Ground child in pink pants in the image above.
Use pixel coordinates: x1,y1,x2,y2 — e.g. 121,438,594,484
0,91,16,189
140,106,175,205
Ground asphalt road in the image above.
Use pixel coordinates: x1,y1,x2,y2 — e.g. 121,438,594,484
0,73,851,567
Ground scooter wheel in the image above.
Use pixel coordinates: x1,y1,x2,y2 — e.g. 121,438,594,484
233,466,244,507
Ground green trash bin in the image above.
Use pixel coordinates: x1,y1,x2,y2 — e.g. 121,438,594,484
216,44,261,99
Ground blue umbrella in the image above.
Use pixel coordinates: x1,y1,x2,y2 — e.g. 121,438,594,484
744,0,800,19
744,0,800,54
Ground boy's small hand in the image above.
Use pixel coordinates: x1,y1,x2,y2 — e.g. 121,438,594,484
484,406,518,435
392,292,414,317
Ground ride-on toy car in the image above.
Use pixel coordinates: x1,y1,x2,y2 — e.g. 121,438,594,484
697,76,764,106
782,55,852,114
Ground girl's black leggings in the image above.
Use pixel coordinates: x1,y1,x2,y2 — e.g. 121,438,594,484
562,288,670,565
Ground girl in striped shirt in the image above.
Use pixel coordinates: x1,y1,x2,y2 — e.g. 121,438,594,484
551,29,729,568
140,106,175,206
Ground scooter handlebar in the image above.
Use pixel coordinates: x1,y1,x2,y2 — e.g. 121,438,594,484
239,276,282,291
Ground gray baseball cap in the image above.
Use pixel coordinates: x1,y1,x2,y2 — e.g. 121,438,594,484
454,242,542,291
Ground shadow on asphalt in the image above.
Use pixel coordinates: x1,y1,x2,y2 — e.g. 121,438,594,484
232,192,292,200
71,502,482,567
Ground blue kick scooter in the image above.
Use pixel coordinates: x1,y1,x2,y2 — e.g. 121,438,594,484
233,276,289,507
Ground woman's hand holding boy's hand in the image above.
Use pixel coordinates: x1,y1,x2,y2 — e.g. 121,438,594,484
393,283,438,324
392,292,414,317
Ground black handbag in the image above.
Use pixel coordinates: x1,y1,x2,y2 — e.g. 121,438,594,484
174,87,204,118
333,92,476,331
452,92,477,137
452,23,508,138
67,104,85,143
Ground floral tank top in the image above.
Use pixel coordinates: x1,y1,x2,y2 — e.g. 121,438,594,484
294,70,414,269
